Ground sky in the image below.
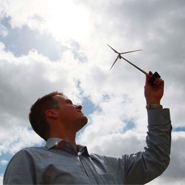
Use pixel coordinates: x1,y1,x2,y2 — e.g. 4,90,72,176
0,0,185,184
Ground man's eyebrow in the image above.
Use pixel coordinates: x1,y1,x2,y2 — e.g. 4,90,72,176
65,99,73,104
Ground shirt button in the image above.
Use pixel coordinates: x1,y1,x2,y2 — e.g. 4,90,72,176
164,114,167,118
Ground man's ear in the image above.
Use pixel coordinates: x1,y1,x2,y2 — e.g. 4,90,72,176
45,109,59,119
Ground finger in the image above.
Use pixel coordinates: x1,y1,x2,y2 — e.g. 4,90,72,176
149,71,153,77
153,78,160,85
145,71,153,85
153,78,164,86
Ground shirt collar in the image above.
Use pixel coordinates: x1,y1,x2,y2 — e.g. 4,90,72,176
45,138,89,156
45,138,64,149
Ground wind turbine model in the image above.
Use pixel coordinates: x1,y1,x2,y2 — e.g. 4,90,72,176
108,44,161,86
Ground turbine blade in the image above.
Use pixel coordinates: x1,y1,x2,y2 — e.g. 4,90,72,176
107,44,119,54
110,55,119,70
120,49,142,54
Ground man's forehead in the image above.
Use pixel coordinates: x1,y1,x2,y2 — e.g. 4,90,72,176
53,95,69,101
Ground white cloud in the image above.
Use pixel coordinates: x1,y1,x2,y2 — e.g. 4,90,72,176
0,44,85,156
0,24,8,37
0,174,3,185
0,160,8,166
0,0,185,184
0,123,44,156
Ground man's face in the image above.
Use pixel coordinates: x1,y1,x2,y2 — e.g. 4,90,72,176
53,95,88,132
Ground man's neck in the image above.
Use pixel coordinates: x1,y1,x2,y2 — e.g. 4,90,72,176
65,137,77,152
49,132,77,152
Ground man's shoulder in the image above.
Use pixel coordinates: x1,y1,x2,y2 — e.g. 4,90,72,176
13,146,47,158
23,145,45,151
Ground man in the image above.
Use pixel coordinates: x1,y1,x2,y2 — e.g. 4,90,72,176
4,72,171,184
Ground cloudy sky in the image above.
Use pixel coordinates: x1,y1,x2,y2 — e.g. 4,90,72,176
0,0,185,184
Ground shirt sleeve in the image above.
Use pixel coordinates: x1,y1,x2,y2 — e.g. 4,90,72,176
118,108,172,184
3,149,36,185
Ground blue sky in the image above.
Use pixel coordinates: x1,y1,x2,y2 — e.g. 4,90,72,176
0,0,185,184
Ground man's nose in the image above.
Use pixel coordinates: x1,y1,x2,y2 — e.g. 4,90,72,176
76,105,82,110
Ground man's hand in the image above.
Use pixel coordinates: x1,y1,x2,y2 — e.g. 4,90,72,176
144,71,164,105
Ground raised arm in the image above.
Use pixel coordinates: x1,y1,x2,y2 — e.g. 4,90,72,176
120,72,171,184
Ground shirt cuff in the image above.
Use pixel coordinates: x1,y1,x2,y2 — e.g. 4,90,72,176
147,108,171,126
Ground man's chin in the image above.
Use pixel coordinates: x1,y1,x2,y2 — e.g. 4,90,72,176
76,116,88,130
80,115,88,125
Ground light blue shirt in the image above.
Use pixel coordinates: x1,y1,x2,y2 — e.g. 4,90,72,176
4,109,172,184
